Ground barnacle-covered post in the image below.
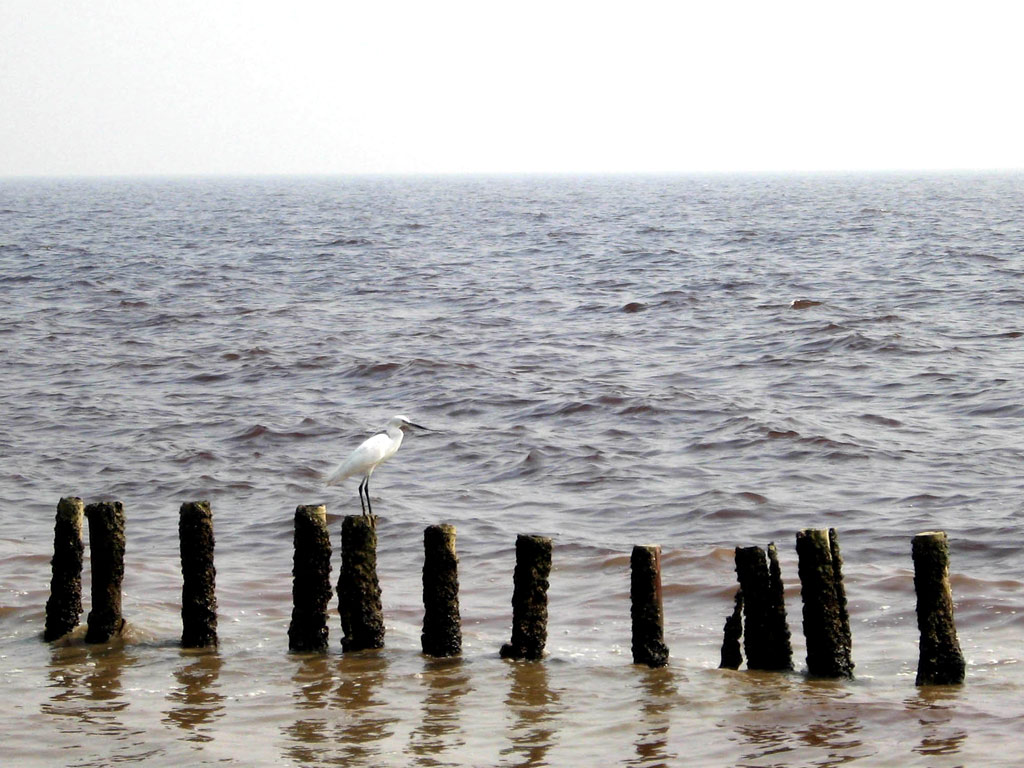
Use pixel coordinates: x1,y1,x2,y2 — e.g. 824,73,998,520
421,524,462,657
44,497,85,641
912,531,965,685
180,500,218,648
288,504,332,652
630,544,669,667
796,528,853,678
734,544,793,671
500,534,552,660
338,514,385,651
84,501,126,643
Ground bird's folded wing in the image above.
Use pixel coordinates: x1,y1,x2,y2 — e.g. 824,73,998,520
325,433,391,485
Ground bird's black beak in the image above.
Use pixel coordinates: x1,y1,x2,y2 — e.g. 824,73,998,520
404,421,428,432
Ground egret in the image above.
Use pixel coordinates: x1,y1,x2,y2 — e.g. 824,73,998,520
325,415,427,517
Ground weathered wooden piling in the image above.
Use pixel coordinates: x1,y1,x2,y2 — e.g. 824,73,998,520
84,501,126,643
719,588,744,670
288,505,333,652
338,514,385,651
179,501,218,648
734,544,793,671
796,528,853,678
44,497,85,641
500,534,552,661
421,524,462,657
630,545,669,668
912,531,965,685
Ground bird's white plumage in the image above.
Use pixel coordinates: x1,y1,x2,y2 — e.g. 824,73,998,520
325,414,425,517
325,429,403,486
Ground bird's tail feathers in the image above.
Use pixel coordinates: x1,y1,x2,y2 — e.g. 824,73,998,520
324,466,352,486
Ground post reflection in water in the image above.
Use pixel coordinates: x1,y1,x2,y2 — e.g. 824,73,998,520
162,651,225,743
727,670,798,763
631,667,679,768
501,660,562,768
906,686,968,759
792,682,865,762
282,651,396,766
43,644,135,723
282,653,336,765
407,656,470,762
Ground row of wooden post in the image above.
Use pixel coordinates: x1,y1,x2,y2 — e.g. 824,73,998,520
43,498,965,685
717,528,965,685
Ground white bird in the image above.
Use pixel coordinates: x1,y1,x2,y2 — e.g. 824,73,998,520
325,415,427,517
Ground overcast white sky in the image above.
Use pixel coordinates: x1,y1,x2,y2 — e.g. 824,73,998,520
2,0,1022,177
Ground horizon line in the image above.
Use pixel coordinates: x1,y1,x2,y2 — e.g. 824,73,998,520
2,166,1023,182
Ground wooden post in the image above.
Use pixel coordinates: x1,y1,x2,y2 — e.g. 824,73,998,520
338,514,384,651
44,497,85,641
421,524,462,657
912,531,965,685
179,501,218,648
500,534,552,660
719,588,744,670
630,545,669,667
765,542,794,668
84,501,126,643
734,545,793,671
796,528,854,678
288,505,333,652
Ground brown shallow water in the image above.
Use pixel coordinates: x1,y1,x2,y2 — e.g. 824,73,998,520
2,174,1023,765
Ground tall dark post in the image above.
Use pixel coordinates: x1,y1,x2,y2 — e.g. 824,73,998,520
500,534,552,660
630,544,669,668
796,528,854,678
421,524,462,657
734,545,793,671
289,505,333,652
84,501,126,643
179,501,218,648
44,497,85,641
912,531,965,685
765,542,794,667
338,514,385,651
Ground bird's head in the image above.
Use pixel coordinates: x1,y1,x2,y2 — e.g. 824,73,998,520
389,414,427,432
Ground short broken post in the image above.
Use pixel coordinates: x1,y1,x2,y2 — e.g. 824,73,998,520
796,528,853,678
500,534,552,660
179,501,218,648
719,588,744,670
44,497,85,641
288,505,332,652
338,514,385,652
630,545,669,668
912,531,965,685
734,544,793,671
84,501,126,643
422,524,462,657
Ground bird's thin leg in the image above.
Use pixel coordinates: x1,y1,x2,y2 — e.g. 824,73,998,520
358,477,367,516
365,476,373,518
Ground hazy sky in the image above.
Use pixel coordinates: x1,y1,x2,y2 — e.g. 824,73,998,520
2,1,1022,177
